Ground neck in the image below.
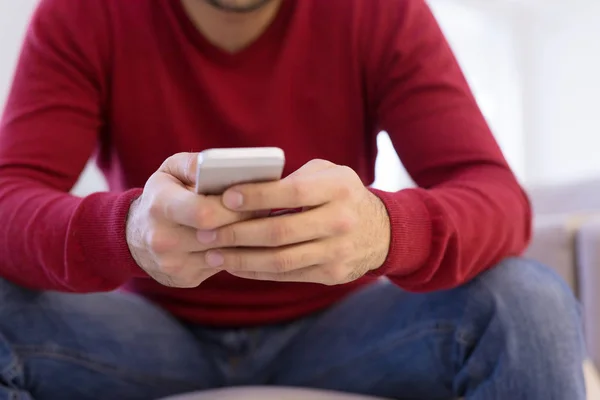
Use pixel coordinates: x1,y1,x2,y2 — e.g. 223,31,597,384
180,0,283,53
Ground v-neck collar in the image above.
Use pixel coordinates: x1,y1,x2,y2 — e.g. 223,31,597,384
170,0,294,65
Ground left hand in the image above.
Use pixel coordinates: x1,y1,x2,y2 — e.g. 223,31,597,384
202,159,391,285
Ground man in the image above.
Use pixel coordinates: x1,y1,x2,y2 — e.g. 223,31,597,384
0,0,585,399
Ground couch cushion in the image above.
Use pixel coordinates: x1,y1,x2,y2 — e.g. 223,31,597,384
577,219,600,369
525,214,584,294
528,179,600,215
162,387,390,400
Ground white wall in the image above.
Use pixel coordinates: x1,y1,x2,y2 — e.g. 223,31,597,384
371,1,528,191
0,1,107,195
376,0,600,189
0,0,37,108
519,3,600,185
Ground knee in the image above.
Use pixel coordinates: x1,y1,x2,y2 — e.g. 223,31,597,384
473,257,581,334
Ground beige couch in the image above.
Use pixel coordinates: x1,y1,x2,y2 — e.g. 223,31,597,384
525,179,600,399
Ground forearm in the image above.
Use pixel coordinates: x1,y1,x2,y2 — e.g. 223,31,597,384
0,176,144,292
370,164,531,291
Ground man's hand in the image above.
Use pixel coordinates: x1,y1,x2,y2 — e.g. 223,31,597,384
126,153,251,288
203,159,392,285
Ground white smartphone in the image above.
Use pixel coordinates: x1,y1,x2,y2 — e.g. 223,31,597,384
195,147,286,195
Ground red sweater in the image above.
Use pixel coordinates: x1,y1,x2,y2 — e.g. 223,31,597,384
0,0,531,326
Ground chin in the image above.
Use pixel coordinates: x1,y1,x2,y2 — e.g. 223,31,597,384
204,0,274,13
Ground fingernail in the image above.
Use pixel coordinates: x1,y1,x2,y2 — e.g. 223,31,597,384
223,191,243,209
197,230,216,244
206,250,224,268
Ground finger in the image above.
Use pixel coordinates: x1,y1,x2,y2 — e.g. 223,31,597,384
228,265,318,283
229,262,360,285
216,204,353,247
222,164,351,212
158,152,198,187
285,158,336,177
150,253,222,288
145,225,216,254
151,268,221,288
221,159,335,211
152,178,252,230
208,240,333,273
150,152,242,230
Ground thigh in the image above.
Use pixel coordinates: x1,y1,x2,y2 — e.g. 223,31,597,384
267,279,461,399
267,258,584,400
0,279,218,400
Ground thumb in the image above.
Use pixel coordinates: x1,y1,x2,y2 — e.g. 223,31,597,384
159,152,198,187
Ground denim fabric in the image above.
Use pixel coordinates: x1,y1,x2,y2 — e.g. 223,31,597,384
0,258,585,399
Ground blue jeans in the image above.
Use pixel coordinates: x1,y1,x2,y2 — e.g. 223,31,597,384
0,258,585,399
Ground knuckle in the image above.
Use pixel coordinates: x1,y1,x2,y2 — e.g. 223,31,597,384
161,154,179,170
325,264,348,284
335,167,359,197
229,252,247,271
338,164,356,176
290,180,311,204
195,207,216,229
172,257,213,287
268,221,291,246
148,195,166,220
182,153,196,181
219,227,237,246
336,183,353,199
156,258,184,276
145,229,176,254
332,209,358,234
308,159,333,168
272,251,295,273
144,172,162,189
151,191,178,223
161,152,195,183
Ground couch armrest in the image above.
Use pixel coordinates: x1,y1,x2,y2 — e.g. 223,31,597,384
577,218,600,369
525,214,583,294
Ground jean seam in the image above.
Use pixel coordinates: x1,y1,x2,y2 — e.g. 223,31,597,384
452,264,511,387
286,322,456,386
13,345,198,390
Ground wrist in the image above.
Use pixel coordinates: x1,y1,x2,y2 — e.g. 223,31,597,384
367,188,433,278
367,190,391,272
125,196,144,267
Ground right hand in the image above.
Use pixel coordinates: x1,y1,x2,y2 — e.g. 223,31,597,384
126,152,251,288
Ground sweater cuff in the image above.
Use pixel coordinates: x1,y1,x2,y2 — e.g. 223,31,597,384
367,188,432,278
70,188,147,287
